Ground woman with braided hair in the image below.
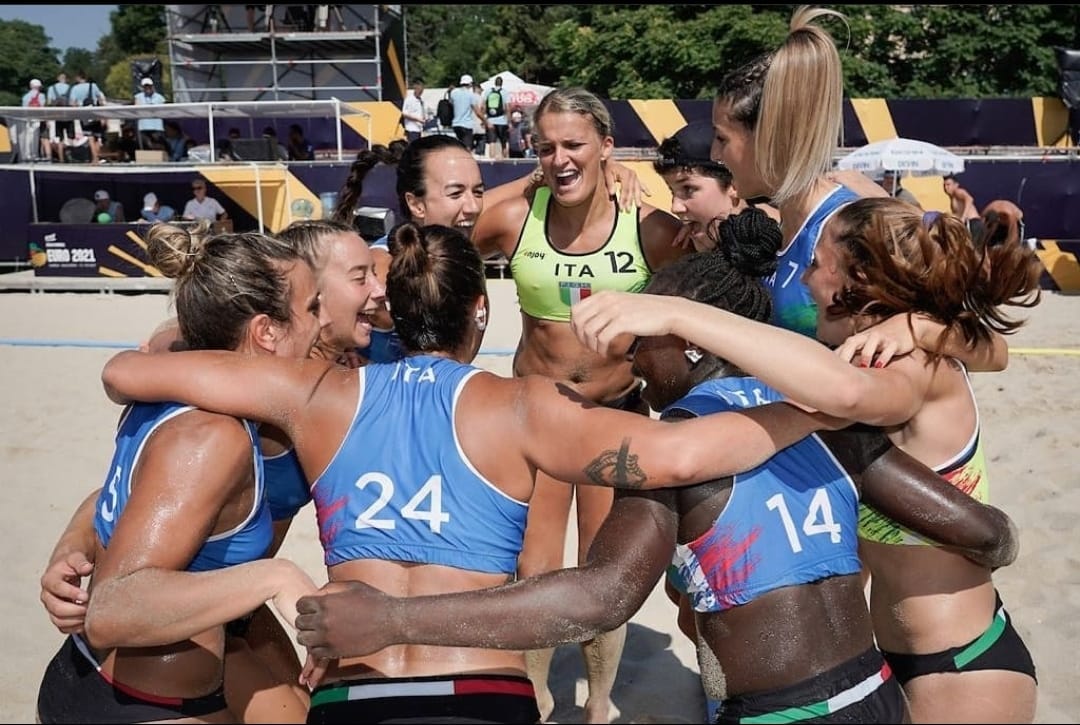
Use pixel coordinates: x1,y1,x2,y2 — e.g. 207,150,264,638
571,196,1041,723
287,213,1021,724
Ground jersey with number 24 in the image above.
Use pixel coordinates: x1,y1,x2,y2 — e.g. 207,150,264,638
313,356,529,575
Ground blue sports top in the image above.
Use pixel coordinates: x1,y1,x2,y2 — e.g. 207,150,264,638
263,448,311,522
664,377,861,613
358,328,405,364
313,356,529,574
767,184,859,338
358,235,404,364
93,402,272,573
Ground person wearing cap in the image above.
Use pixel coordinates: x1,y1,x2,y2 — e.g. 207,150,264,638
140,192,175,223
653,121,774,253
89,189,126,224
134,77,166,150
878,170,922,209
20,78,47,162
449,73,486,152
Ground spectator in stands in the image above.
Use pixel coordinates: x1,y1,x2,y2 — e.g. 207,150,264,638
68,71,107,158
20,78,46,162
286,123,315,160
99,123,139,163
140,192,176,223
471,80,488,158
507,107,531,159
44,72,74,162
182,180,228,223
450,74,484,151
90,189,125,223
485,75,510,160
216,127,242,161
134,78,166,150
879,170,921,209
162,120,194,162
400,78,426,143
262,126,289,160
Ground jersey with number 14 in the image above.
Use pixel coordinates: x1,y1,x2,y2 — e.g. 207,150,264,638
664,377,861,613
313,355,529,575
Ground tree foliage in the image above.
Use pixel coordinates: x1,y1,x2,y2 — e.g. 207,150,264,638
0,5,1077,106
0,21,62,106
403,4,1080,100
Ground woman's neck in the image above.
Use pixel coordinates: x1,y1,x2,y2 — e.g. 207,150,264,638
779,176,836,249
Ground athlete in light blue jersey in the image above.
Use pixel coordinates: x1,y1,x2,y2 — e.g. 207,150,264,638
767,183,859,337
101,222,839,724
36,224,323,725
295,248,1020,725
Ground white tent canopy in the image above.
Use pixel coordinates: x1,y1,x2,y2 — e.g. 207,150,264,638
420,71,554,121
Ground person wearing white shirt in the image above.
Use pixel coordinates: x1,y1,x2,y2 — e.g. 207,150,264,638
134,78,166,149
401,79,427,143
182,181,228,222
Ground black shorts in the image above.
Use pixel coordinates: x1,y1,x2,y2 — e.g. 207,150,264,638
307,673,540,724
36,634,228,724
54,120,75,140
487,124,509,144
713,647,906,724
881,590,1037,686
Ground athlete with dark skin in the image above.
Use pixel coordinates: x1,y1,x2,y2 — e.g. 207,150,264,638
290,245,1019,724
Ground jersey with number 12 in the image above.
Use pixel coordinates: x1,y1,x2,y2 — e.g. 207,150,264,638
313,356,529,574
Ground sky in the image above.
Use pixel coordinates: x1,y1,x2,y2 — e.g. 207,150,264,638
0,5,117,52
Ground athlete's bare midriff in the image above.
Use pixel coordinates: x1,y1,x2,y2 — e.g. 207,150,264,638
321,558,526,683
861,540,996,654
513,313,638,405
95,627,227,701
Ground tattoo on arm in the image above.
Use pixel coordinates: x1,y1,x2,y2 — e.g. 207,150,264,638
584,438,647,489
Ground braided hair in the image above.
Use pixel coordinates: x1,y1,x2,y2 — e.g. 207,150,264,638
645,209,778,380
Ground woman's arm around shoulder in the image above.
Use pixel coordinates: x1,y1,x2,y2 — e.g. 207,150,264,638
640,204,691,270
471,193,530,260
101,349,339,441
493,373,841,490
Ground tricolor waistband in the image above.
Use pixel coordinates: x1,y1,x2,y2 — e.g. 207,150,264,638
740,662,892,724
310,673,535,708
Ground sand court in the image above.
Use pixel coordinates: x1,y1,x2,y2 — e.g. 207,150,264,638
1,283,1077,723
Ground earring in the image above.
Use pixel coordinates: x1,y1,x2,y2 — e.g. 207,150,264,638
475,309,487,331
684,347,703,365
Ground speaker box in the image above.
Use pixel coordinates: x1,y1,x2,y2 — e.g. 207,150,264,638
230,137,279,161
1055,47,1080,109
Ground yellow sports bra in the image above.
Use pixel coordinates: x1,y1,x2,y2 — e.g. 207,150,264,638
509,186,651,322
857,365,989,546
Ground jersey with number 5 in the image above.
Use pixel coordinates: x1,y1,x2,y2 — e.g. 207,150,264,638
664,377,861,613
313,356,529,574
94,402,270,572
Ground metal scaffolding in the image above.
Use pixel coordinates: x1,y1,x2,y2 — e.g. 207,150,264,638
165,5,403,103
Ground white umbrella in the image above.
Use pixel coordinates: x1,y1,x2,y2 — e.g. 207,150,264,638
837,137,965,178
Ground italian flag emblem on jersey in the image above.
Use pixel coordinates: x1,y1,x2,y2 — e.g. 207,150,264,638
559,281,592,306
